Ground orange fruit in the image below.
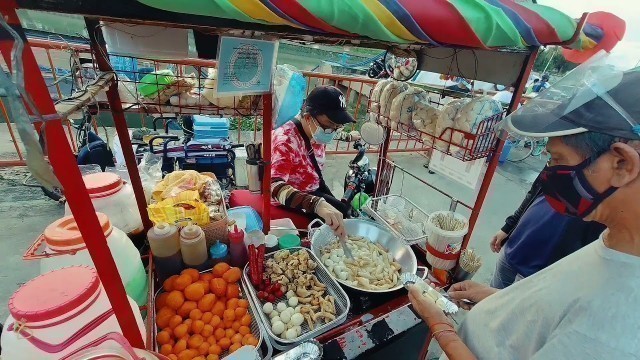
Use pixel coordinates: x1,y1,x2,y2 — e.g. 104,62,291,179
177,301,198,318
226,284,240,300
188,334,204,349
201,324,214,338
210,278,227,298
207,355,219,360
238,326,251,336
157,330,172,345
241,334,253,346
185,283,205,301
198,294,216,312
184,319,193,329
223,309,235,322
182,268,200,283
211,302,225,318
239,314,252,327
230,333,243,344
163,327,174,338
231,321,241,331
212,263,230,278
156,292,170,310
226,298,239,310
177,349,196,360
189,309,203,321
201,312,213,324
210,315,222,329
245,335,258,347
208,344,222,356
164,275,179,292
197,280,211,294
224,328,236,339
223,320,234,329
192,319,205,334
229,343,242,353
214,328,226,341
237,299,249,309
200,272,213,282
169,315,183,329
160,344,173,356
193,357,205,360
173,323,189,339
174,274,193,291
197,342,210,356
217,338,231,351
166,291,185,311
234,307,247,318
156,307,175,328
173,339,188,355
217,297,227,305
168,355,178,360
206,335,216,345
222,267,242,284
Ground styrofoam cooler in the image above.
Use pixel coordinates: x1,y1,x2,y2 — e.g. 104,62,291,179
39,213,148,306
65,172,143,235
0,266,146,360
424,211,469,270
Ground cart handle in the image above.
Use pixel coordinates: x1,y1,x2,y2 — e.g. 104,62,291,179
148,135,180,154
151,116,178,133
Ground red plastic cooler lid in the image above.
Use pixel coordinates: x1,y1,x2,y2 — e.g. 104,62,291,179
82,172,124,197
9,266,101,323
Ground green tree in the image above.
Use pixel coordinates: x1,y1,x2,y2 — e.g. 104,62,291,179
533,46,577,75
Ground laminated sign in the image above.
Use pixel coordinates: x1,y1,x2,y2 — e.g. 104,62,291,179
216,36,278,96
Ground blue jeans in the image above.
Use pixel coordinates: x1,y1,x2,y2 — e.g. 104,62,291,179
490,250,523,289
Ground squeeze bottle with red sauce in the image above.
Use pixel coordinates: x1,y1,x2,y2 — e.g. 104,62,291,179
229,225,248,267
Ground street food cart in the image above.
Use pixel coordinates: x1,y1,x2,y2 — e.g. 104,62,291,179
0,0,615,358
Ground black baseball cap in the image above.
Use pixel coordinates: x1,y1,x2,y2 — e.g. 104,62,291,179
304,86,356,125
498,56,640,140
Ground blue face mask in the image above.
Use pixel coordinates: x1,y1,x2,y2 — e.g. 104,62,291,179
310,117,337,144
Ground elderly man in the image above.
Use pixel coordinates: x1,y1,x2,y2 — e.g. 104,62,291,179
408,58,640,359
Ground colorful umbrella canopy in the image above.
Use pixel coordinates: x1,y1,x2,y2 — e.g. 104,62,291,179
136,0,614,51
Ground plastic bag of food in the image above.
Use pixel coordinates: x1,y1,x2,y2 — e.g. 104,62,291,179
412,100,441,145
390,86,427,126
454,96,503,134
152,170,211,202
380,81,409,125
147,194,210,227
435,98,470,151
370,78,393,106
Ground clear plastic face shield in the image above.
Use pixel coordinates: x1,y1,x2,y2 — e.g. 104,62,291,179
495,51,640,141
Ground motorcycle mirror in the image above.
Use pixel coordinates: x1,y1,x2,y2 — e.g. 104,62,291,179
360,121,386,146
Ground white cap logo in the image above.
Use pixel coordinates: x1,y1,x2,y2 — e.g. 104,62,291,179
339,94,346,109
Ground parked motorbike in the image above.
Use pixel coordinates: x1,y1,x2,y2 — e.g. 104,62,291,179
342,140,376,210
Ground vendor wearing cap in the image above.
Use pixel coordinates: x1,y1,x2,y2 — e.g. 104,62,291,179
408,56,640,359
269,86,360,238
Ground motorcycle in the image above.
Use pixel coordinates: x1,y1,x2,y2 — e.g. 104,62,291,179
342,140,376,211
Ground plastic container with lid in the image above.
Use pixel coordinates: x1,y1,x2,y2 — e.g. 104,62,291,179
65,173,143,235
147,223,182,280
264,234,279,253
209,241,230,266
180,224,208,269
39,213,148,306
278,234,301,250
0,266,146,360
228,225,248,268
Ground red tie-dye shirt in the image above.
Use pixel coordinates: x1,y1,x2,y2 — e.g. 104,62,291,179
271,121,325,193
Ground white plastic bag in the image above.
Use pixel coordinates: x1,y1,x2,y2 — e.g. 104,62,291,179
412,100,441,145
370,78,393,106
379,81,408,125
389,86,427,127
435,98,470,151
454,96,503,134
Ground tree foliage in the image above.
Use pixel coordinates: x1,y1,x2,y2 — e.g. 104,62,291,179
533,47,577,75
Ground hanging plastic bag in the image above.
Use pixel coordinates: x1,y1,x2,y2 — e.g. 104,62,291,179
435,98,471,151
412,100,441,145
379,81,408,125
389,86,427,127
272,65,307,128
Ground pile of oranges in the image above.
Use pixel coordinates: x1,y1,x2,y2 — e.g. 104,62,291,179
155,263,259,360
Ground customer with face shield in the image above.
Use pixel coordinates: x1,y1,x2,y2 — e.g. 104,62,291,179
408,54,640,359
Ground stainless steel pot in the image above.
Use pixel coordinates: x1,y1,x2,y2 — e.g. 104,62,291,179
309,218,418,293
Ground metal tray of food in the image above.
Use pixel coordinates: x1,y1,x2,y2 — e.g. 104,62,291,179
242,247,349,348
151,268,264,356
363,194,430,245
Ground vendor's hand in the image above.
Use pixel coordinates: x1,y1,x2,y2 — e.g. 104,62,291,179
349,131,361,142
490,230,508,253
448,280,498,310
317,200,347,239
407,284,451,326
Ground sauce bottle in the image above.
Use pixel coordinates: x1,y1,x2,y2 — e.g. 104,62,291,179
147,223,182,280
228,225,248,268
210,241,230,266
180,224,208,270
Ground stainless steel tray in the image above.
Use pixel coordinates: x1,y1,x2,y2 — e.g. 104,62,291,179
151,269,264,355
363,194,429,245
242,247,349,347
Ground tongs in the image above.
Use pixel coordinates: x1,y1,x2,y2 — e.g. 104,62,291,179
339,235,354,260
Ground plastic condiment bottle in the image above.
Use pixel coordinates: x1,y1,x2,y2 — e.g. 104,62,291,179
180,224,208,269
147,223,182,280
210,241,230,266
264,234,279,253
229,225,248,268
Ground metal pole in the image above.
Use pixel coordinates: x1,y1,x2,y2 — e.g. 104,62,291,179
85,18,153,231
461,48,539,252
0,3,144,348
0,99,24,161
262,93,273,233
375,126,392,196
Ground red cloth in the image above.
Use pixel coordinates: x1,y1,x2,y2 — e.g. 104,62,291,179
229,190,313,230
271,121,325,196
